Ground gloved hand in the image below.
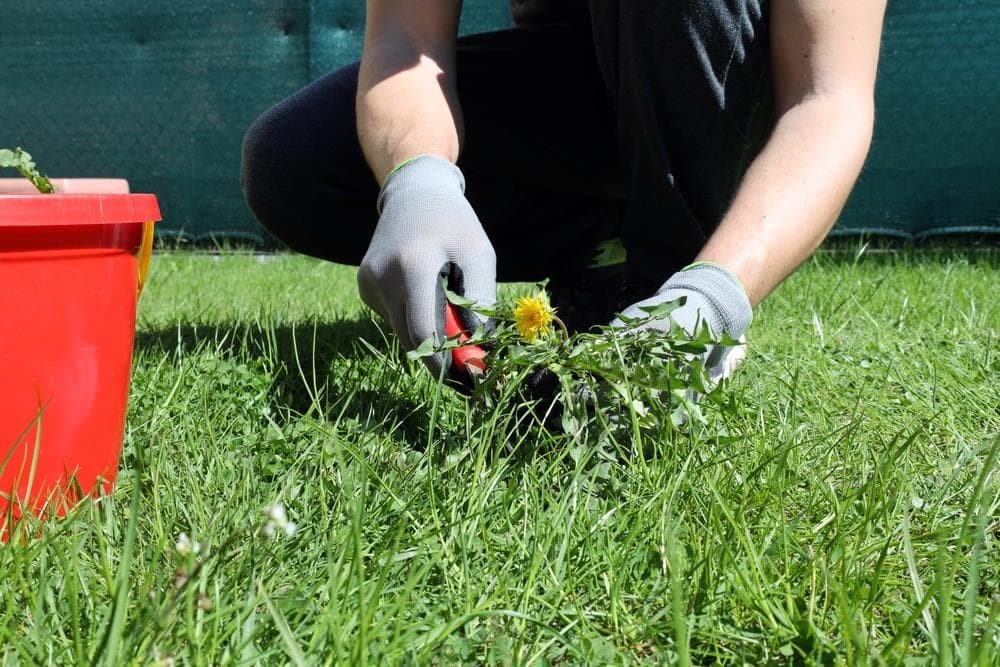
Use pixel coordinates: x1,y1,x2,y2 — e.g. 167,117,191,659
357,155,497,384
613,262,752,386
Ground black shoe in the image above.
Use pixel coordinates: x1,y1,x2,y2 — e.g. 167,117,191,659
548,261,627,334
548,265,663,334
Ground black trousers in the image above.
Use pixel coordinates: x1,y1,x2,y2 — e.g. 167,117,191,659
242,1,773,291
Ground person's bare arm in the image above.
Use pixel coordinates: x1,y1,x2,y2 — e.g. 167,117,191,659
695,0,887,305
355,1,496,387
357,0,463,183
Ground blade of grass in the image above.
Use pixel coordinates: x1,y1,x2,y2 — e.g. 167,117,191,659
259,580,307,667
92,465,141,666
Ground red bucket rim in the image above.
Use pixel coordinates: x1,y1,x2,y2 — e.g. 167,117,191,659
0,194,161,227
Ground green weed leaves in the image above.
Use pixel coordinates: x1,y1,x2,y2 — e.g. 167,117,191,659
414,293,743,443
0,147,55,193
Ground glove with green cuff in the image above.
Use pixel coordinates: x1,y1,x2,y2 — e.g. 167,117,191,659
357,155,497,385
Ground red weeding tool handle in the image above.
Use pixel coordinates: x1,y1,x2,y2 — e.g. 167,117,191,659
444,302,486,376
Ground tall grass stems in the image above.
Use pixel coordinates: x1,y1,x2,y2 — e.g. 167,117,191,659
0,248,996,663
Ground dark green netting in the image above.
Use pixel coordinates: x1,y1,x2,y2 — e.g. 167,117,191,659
1,1,996,243
2,1,312,243
836,0,1000,238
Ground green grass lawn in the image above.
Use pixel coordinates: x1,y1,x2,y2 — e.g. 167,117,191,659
2,248,998,665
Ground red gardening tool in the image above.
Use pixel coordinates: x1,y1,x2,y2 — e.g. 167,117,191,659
444,301,486,378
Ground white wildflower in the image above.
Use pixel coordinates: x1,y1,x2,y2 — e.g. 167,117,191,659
175,532,202,556
261,503,296,538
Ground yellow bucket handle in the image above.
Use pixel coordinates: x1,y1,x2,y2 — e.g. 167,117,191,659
137,221,154,300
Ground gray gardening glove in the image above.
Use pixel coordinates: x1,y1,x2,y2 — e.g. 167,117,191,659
613,262,752,387
357,155,496,384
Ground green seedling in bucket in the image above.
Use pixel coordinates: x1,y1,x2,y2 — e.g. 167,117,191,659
0,147,55,193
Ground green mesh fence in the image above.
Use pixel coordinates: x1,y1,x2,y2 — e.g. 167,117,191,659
836,0,1000,238
1,1,311,243
1,1,997,242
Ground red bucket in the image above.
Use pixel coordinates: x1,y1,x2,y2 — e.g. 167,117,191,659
0,179,159,532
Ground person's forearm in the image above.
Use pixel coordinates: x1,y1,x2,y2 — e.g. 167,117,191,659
697,93,874,305
357,32,462,184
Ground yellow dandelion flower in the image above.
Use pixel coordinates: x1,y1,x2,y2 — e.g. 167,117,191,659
513,292,554,342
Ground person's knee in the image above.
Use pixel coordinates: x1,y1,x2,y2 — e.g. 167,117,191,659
240,109,286,230
240,64,377,260
240,108,323,251
239,98,376,263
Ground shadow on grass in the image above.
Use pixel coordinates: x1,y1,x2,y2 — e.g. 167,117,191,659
133,317,438,447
